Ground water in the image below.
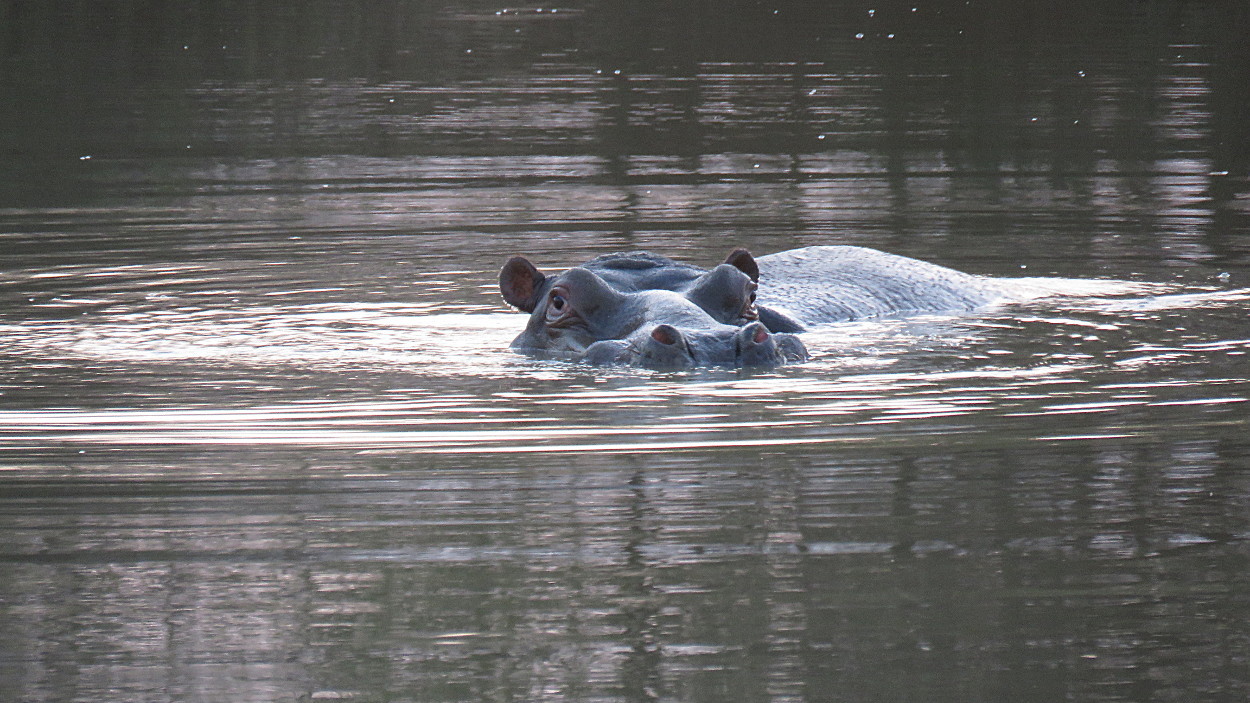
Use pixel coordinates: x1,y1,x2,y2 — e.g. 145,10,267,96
2,2,1249,701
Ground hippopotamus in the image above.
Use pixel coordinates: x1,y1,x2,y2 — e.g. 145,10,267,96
499,245,1014,369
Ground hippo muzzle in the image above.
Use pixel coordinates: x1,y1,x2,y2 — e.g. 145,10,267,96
584,322,808,369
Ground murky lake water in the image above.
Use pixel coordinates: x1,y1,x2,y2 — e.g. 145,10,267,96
2,2,1249,701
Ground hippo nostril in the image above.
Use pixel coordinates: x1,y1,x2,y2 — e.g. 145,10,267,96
651,324,682,346
734,322,784,368
740,322,769,345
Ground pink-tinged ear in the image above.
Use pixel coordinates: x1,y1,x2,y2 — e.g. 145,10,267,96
500,256,546,312
724,247,759,282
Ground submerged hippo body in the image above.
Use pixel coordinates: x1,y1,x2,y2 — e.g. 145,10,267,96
500,245,1011,369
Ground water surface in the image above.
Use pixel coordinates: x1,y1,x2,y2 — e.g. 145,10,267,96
2,2,1249,702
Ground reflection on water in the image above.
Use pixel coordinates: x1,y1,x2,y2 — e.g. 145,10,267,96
3,264,1247,701
2,1,1250,702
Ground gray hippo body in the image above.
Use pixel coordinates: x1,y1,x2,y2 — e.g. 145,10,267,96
755,246,1009,330
500,245,1011,368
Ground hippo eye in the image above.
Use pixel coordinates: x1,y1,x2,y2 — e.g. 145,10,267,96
545,287,577,325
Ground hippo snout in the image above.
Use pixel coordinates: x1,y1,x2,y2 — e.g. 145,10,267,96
637,324,696,369
734,322,775,366
769,330,808,364
580,325,698,369
586,322,809,369
734,322,809,367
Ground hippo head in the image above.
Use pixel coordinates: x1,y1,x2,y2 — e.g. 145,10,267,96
499,249,808,369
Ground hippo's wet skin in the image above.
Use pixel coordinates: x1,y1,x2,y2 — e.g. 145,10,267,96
499,245,1011,369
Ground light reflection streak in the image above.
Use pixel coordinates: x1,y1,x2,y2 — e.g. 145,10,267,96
3,368,1241,454
0,311,522,374
0,413,805,436
0,431,860,455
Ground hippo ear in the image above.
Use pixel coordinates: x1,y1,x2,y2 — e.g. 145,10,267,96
723,248,759,282
500,256,546,312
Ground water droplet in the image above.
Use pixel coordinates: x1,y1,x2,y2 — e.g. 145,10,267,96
887,33,895,39
855,32,865,39
817,134,826,140
78,155,92,161
868,9,876,17
613,69,621,75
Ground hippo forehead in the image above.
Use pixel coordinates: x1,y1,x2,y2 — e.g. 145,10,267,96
543,262,731,323
579,251,708,291
628,289,730,328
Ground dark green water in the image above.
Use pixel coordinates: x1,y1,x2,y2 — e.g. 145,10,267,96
1,2,1248,701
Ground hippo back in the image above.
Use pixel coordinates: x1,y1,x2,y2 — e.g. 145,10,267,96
756,246,1010,325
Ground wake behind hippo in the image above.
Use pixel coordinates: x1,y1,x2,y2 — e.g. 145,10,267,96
499,245,1014,369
